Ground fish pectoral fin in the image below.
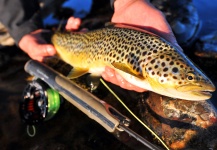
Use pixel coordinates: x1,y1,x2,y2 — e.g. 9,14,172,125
111,62,144,79
67,67,89,79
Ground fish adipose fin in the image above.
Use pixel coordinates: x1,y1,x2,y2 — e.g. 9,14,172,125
111,62,144,79
67,67,89,79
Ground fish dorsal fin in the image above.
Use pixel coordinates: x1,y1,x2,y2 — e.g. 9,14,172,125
67,67,89,79
104,22,116,27
111,62,144,79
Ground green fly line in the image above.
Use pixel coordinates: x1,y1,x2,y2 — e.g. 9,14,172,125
100,78,170,150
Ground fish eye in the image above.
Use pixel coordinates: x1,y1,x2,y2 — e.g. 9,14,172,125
186,72,195,81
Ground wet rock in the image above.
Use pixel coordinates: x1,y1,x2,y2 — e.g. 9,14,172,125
141,92,217,149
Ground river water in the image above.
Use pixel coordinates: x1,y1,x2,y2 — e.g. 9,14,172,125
193,0,217,36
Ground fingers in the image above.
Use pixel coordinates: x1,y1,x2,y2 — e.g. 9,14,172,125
28,44,56,61
102,66,146,92
18,30,57,62
65,17,81,30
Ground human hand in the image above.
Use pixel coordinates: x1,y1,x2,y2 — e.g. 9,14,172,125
111,0,180,48
18,29,56,62
18,17,82,62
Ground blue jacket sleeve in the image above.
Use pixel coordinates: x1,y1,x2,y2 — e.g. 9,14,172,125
0,0,43,44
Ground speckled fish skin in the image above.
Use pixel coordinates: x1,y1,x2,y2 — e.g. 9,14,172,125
51,25,215,101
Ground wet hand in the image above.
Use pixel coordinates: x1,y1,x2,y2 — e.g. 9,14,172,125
18,29,56,62
102,66,146,92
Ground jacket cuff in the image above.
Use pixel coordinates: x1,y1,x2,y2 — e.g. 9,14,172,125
10,21,41,45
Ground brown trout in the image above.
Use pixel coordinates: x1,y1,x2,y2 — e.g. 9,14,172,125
51,24,215,101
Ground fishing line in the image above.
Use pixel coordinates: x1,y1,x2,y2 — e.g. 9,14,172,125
100,78,170,150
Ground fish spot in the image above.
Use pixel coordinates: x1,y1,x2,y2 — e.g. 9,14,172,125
164,74,168,77
148,52,152,55
160,55,164,59
153,50,158,53
121,53,125,57
148,67,152,71
127,58,130,63
161,62,166,67
173,76,178,80
136,50,140,54
169,61,174,65
142,51,147,56
125,54,129,59
172,67,179,73
136,67,140,72
163,68,168,72
154,65,158,69
133,66,136,70
189,68,194,71
150,59,155,64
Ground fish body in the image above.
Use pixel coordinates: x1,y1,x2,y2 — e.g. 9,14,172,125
51,25,215,101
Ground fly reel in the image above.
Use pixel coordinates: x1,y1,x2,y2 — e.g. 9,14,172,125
20,79,62,125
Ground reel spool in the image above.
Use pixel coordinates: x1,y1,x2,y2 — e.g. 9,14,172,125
20,79,61,125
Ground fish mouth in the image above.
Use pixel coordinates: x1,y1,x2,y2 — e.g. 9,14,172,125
177,84,215,92
176,83,216,100
193,90,212,97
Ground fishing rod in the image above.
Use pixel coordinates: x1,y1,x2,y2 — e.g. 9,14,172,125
20,60,163,150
